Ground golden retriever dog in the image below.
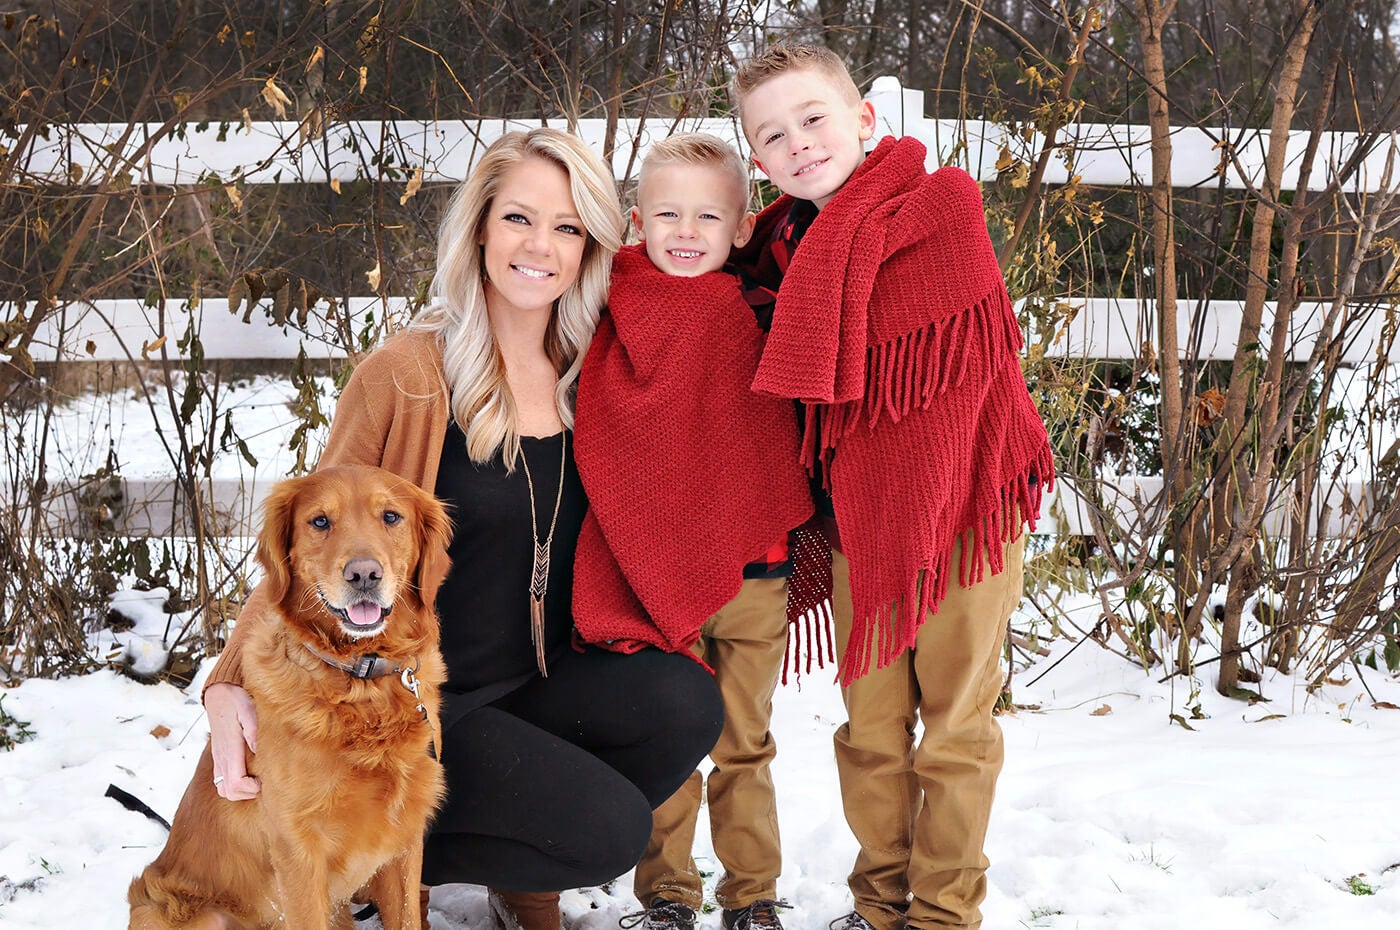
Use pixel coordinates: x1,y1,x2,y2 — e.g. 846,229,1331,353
128,464,452,930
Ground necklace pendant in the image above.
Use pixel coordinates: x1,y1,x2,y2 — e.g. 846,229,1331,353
529,541,550,677
519,432,566,679
529,540,550,600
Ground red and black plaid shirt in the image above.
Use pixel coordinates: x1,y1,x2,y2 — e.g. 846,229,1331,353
735,198,818,333
732,199,829,578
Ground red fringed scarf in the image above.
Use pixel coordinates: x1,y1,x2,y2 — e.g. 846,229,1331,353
571,245,816,655
752,136,1057,685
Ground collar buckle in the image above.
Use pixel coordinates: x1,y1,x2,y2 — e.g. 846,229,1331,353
350,654,381,679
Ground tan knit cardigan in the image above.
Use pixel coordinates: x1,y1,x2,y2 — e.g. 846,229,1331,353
204,329,451,692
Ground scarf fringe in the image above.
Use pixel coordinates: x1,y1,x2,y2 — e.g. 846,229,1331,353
782,524,836,685
836,449,1054,687
802,288,1024,477
783,601,837,686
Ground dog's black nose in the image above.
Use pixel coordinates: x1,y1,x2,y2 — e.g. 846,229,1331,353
343,558,383,590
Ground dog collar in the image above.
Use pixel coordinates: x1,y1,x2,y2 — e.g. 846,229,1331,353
302,645,439,761
303,644,407,680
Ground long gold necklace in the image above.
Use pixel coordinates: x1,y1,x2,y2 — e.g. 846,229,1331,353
518,431,566,677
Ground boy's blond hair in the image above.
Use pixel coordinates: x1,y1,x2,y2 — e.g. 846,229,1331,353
638,132,749,208
731,44,862,117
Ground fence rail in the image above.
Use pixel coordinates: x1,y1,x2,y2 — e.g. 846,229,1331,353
6,469,1373,541
10,76,1395,542
14,78,1398,191
10,295,1392,366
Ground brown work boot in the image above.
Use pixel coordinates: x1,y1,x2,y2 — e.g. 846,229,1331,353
619,897,698,930
723,900,792,930
489,889,563,930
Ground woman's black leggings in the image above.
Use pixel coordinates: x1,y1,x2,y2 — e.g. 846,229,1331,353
421,646,724,891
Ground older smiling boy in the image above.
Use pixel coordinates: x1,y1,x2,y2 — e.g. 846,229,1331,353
731,45,1056,930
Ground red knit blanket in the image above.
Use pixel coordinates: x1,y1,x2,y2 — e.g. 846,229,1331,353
571,244,815,654
753,135,1057,683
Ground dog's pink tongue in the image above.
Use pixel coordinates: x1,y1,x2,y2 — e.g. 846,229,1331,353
347,602,382,626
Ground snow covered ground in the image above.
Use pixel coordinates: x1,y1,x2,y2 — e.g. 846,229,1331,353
3,376,1399,927
0,606,1396,929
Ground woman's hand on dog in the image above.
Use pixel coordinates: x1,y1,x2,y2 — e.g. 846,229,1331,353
206,683,262,800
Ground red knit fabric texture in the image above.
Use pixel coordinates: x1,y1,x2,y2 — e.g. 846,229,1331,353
571,245,815,654
752,136,1057,684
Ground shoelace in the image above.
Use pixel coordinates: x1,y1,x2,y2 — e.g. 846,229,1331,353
619,901,696,930
732,900,792,930
827,912,874,930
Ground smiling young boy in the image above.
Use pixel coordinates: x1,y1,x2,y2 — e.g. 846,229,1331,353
571,133,816,930
731,45,1056,930
629,134,757,276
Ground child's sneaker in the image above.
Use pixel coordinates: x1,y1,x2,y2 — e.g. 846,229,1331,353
619,898,697,930
828,913,880,930
722,900,791,930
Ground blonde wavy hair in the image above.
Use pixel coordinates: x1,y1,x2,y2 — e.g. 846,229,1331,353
414,128,623,469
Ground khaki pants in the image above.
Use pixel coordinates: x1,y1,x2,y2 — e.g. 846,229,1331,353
833,535,1024,930
632,576,789,910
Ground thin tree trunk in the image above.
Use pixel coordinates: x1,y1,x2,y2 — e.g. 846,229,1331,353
603,0,627,164
1134,0,1191,670
1260,44,1343,673
998,2,1097,269
904,0,922,87
817,0,849,53
1213,0,1320,694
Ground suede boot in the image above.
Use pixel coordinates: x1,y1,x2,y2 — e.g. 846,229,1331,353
489,889,563,930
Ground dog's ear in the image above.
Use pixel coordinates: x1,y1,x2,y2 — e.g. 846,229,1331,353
409,486,454,609
256,476,304,607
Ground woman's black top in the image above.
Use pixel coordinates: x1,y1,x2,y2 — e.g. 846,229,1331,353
433,423,587,708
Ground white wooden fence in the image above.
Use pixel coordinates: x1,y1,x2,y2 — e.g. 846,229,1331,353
15,77,1397,191
6,78,1387,538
